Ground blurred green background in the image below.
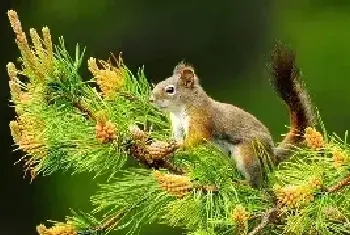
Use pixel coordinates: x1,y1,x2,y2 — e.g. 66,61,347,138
1,0,350,235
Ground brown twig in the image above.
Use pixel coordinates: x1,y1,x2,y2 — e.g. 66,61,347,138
96,213,123,232
72,100,95,120
127,124,186,174
327,174,350,193
248,207,279,235
128,141,183,174
77,212,126,235
162,160,186,174
130,148,187,175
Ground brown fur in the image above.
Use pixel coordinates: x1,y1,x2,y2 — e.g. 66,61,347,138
184,106,212,147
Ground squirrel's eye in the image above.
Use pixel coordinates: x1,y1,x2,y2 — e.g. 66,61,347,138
164,85,176,95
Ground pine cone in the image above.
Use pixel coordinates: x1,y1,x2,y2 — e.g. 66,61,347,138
129,142,146,159
144,140,177,163
304,127,324,150
88,57,124,100
308,176,323,189
332,148,349,168
275,182,317,208
153,171,193,198
95,120,117,143
36,222,77,235
129,139,178,166
231,205,249,229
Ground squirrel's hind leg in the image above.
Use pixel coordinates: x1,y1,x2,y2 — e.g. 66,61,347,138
231,143,264,188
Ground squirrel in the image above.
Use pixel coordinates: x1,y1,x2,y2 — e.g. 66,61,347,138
149,42,315,188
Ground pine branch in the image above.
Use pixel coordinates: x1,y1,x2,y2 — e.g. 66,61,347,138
72,99,95,120
248,207,279,235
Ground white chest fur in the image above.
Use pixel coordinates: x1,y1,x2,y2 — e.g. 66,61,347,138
169,108,189,144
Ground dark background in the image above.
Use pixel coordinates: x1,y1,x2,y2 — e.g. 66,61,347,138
1,1,350,235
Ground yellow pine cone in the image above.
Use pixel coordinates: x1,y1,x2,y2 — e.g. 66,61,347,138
331,148,349,168
7,62,32,106
88,57,124,100
36,222,77,235
275,182,317,208
153,171,193,198
42,27,53,70
8,10,53,80
10,115,47,157
95,120,117,143
7,62,18,81
9,115,47,180
231,205,249,228
308,176,323,189
304,127,325,150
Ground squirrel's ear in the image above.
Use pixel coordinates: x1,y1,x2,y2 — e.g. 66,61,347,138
179,67,196,89
173,62,186,75
180,68,195,88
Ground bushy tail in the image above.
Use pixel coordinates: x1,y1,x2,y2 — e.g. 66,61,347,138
269,42,315,164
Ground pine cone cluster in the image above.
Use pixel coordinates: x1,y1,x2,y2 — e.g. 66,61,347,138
10,118,45,155
308,176,323,189
95,120,117,143
231,205,249,229
95,69,124,99
304,127,324,150
128,125,178,165
331,148,349,168
88,57,124,100
275,179,321,208
9,114,47,179
8,10,54,80
36,222,77,235
153,171,193,198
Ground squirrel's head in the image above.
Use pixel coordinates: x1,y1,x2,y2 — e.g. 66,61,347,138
149,62,200,111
